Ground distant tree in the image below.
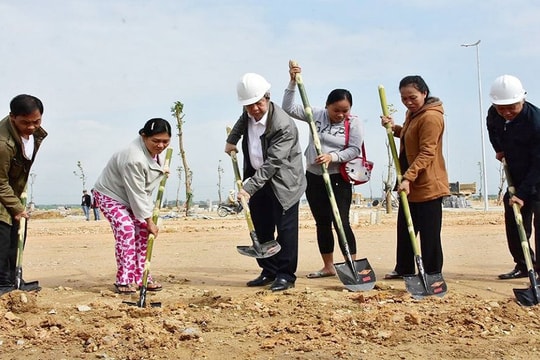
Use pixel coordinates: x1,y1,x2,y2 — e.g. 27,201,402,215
73,161,87,190
382,141,395,214
496,162,506,205
171,101,193,216
29,172,37,205
381,104,398,214
217,160,224,204
176,165,183,210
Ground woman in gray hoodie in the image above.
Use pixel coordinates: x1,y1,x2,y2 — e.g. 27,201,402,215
282,65,364,279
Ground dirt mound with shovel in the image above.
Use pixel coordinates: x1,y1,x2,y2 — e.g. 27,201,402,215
0,208,539,359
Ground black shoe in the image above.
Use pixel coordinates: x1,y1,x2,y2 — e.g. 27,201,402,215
498,268,528,280
384,271,403,280
270,278,294,292
246,275,275,287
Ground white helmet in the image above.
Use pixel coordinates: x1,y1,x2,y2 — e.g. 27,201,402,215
489,75,526,105
236,73,271,106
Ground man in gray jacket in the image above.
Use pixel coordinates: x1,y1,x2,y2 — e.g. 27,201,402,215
225,73,306,291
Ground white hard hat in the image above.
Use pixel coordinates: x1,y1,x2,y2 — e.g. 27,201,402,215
236,73,271,106
489,75,526,105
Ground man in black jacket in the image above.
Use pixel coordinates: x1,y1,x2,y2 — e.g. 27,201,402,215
487,74,540,280
81,190,91,221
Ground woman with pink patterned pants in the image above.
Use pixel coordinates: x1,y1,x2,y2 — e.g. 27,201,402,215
93,119,171,294
93,191,152,288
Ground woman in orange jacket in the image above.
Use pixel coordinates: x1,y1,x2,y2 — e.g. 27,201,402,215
381,75,450,279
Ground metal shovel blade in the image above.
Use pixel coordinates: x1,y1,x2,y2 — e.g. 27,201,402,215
404,272,447,299
0,280,41,296
123,300,162,308
18,280,41,292
513,287,540,307
513,270,540,306
123,289,161,308
334,258,376,292
236,240,281,259
14,268,41,291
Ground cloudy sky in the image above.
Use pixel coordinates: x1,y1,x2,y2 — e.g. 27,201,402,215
2,0,539,206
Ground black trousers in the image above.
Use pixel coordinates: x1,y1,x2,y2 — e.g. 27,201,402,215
0,220,20,283
249,183,299,283
305,171,356,255
503,191,540,272
394,197,444,275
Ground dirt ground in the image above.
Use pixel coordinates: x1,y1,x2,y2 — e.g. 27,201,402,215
1,203,539,360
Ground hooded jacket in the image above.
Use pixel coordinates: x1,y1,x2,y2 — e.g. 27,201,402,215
93,137,166,220
392,98,449,202
0,115,47,225
281,86,364,175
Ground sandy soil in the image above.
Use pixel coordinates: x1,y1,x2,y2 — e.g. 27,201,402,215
1,204,539,360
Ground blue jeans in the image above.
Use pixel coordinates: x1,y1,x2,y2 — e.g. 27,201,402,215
82,205,90,221
92,207,101,220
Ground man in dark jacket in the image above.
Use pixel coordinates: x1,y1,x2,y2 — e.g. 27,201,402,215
0,94,47,294
486,75,540,280
225,73,306,292
81,190,91,221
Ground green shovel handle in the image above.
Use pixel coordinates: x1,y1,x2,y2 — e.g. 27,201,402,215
378,85,420,256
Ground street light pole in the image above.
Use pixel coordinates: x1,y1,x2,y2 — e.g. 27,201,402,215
461,39,489,211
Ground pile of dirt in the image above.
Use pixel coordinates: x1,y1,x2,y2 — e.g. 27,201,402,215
1,284,539,359
0,205,538,359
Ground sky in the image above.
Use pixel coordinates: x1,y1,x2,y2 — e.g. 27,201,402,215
2,0,540,206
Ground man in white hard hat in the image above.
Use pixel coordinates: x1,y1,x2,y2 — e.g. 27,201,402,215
225,73,306,291
486,74,540,280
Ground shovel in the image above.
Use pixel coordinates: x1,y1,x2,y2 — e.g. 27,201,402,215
290,60,375,291
124,147,173,308
378,85,447,299
9,189,40,294
226,127,281,258
502,158,540,306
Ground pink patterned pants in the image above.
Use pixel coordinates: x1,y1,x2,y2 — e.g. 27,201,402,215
93,190,153,286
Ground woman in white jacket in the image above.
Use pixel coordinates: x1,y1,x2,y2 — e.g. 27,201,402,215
93,118,171,294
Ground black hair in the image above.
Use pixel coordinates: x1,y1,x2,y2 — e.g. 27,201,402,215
10,94,44,116
139,118,172,137
399,75,431,98
326,89,353,107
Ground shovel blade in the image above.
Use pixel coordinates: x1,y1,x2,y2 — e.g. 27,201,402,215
123,300,162,308
334,258,376,292
19,280,41,292
513,287,540,306
237,240,281,259
513,271,540,306
404,273,447,299
0,280,40,296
